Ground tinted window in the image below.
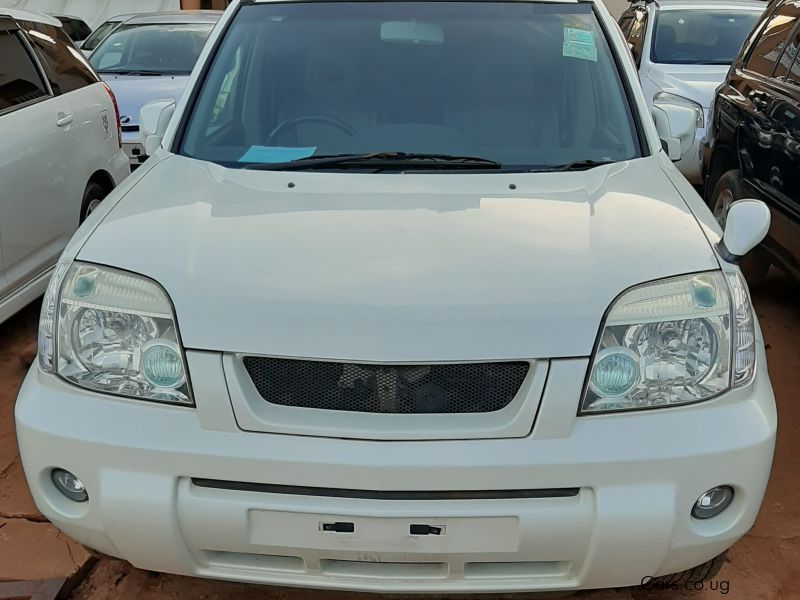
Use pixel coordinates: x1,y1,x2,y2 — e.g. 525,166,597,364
57,17,91,42
90,23,215,75
652,9,762,65
783,38,800,85
746,1,800,76
25,22,98,94
182,2,641,169
774,24,800,81
0,30,48,112
81,19,120,51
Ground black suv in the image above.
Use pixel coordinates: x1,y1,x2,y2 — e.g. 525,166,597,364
704,0,800,285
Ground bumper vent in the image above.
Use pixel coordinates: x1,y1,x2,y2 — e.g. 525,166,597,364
242,357,529,414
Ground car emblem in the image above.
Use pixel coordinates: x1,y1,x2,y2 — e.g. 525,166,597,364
100,109,110,139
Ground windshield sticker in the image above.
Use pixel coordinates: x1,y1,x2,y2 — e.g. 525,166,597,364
563,27,597,62
239,146,317,163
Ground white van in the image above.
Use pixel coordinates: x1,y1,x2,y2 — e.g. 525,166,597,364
0,9,129,324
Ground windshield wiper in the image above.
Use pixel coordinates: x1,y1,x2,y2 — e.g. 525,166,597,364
98,70,165,76
243,152,502,171
533,159,616,172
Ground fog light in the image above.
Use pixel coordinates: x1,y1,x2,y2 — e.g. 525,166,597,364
141,339,185,389
692,486,733,519
51,468,88,503
589,347,639,397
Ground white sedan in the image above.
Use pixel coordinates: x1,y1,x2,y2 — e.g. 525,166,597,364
16,0,775,593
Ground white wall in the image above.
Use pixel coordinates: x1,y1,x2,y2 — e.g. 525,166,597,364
603,0,629,18
0,0,180,28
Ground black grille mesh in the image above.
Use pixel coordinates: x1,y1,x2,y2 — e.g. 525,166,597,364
243,357,529,414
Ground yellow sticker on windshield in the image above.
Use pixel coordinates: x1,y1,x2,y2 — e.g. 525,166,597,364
563,27,597,62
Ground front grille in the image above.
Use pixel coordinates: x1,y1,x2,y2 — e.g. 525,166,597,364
243,357,529,414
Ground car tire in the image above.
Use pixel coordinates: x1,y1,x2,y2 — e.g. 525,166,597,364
647,552,727,587
80,181,108,223
708,170,770,288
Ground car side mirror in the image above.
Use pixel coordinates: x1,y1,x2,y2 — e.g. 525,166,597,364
652,102,698,161
140,100,176,157
718,199,771,263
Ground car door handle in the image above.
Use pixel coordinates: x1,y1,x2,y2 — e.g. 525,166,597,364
56,113,74,127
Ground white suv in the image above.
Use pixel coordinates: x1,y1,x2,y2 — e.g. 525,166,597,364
0,9,129,325
619,0,766,184
16,0,776,594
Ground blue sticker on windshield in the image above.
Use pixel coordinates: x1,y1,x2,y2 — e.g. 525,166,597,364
239,146,317,163
563,27,597,62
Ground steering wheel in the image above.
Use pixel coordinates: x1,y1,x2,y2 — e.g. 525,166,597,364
267,115,355,145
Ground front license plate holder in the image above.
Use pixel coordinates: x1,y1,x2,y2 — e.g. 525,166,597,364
249,510,520,553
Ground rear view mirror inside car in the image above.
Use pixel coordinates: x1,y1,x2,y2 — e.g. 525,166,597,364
380,21,444,44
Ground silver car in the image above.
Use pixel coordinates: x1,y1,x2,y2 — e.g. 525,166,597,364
89,11,221,168
80,13,139,57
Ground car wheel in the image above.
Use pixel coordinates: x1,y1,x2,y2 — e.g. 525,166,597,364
646,552,727,588
80,181,108,223
709,170,770,288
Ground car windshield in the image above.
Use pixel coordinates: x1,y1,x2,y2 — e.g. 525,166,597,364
81,20,121,51
652,9,762,65
57,17,92,41
90,22,214,75
180,2,641,171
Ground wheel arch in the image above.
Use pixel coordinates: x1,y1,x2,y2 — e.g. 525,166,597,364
87,170,116,195
704,145,739,205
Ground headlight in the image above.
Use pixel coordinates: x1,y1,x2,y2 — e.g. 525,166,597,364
38,262,193,405
654,91,704,128
581,271,755,414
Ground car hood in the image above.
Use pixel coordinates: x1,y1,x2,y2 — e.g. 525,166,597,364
78,155,720,361
647,64,730,109
100,74,190,128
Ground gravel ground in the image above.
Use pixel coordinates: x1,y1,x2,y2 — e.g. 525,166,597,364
1,270,797,599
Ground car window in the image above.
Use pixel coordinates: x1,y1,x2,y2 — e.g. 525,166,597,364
651,9,762,65
57,17,91,42
773,21,800,81
746,0,800,76
81,20,120,51
24,22,99,94
181,2,641,169
89,22,215,75
782,36,800,85
0,30,48,113
207,46,242,134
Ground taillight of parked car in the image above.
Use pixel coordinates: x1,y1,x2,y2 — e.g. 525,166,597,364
102,82,122,149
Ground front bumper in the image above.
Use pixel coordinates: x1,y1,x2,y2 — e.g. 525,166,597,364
15,350,776,593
